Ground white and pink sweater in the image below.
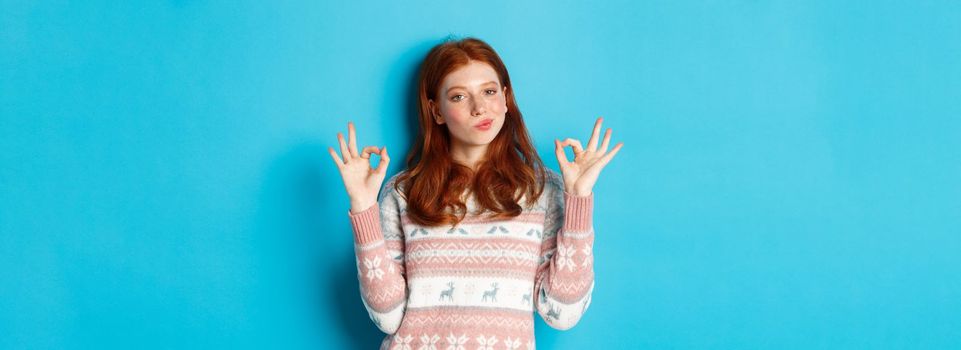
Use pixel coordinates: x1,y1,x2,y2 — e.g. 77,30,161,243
348,169,595,350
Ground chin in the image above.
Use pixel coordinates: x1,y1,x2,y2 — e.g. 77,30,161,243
470,139,495,146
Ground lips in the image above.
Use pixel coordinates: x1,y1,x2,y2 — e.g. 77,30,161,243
475,118,493,128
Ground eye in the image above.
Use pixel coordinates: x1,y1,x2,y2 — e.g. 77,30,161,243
450,95,464,102
485,89,497,95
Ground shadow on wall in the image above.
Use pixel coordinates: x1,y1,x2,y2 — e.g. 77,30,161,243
252,38,443,348
327,38,438,347
377,38,443,171
255,142,384,349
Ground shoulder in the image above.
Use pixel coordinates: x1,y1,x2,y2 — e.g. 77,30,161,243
538,168,566,208
379,170,409,203
384,171,404,189
544,168,564,191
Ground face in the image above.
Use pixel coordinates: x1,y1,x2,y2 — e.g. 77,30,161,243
430,60,508,148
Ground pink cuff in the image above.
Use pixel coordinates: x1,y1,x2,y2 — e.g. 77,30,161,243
348,203,384,245
562,191,594,233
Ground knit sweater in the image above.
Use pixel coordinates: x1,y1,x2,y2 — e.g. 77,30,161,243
348,169,595,350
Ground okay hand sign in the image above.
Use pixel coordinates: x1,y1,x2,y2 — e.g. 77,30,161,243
328,121,390,213
554,117,624,196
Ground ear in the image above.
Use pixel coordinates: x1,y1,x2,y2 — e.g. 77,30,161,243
428,99,444,125
502,85,510,109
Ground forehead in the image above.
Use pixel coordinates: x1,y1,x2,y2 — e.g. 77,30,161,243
441,61,501,90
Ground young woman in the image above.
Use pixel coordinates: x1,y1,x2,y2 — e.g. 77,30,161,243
329,37,623,350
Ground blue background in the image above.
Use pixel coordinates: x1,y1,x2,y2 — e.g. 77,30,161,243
2,1,959,348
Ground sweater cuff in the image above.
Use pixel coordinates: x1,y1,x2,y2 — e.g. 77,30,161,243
348,203,384,245
562,191,594,233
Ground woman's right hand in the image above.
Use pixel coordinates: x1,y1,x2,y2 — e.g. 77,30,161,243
328,121,390,213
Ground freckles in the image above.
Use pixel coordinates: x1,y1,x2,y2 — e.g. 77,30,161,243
441,105,462,118
444,108,469,122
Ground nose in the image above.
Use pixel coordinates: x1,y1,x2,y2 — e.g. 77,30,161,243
470,99,486,116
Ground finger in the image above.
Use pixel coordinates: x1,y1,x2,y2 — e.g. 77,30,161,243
375,146,390,174
337,132,352,161
586,117,603,152
328,147,344,169
599,128,612,154
560,138,584,156
599,142,623,166
554,139,569,165
360,146,380,159
347,122,360,158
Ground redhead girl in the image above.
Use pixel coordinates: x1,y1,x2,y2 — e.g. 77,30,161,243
329,37,623,349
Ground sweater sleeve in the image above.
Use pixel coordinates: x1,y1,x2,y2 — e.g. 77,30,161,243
532,171,596,330
348,176,408,334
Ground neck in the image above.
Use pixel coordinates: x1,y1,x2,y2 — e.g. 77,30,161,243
450,139,488,171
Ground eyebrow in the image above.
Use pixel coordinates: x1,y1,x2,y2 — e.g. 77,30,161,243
445,81,499,94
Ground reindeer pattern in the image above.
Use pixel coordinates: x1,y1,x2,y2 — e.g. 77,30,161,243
438,282,455,302
397,192,567,313
481,283,499,302
355,170,595,347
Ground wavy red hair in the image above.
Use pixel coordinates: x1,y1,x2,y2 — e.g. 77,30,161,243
393,37,548,228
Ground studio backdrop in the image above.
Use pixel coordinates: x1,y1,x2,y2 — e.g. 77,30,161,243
1,1,959,349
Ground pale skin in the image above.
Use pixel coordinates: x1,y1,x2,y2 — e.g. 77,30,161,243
329,62,624,213
426,60,510,171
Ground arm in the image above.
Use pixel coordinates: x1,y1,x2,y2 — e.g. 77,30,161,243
533,116,621,330
532,175,596,330
348,178,408,334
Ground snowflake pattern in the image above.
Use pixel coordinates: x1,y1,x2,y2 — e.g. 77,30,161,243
464,283,477,299
357,171,590,350
581,242,593,267
392,334,413,350
364,256,384,281
419,333,440,350
556,243,576,272
446,332,468,350
420,284,433,300
503,336,521,349
475,335,498,350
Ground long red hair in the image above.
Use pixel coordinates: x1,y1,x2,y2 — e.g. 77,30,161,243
393,37,548,228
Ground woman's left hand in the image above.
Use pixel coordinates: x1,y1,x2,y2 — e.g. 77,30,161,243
554,116,624,196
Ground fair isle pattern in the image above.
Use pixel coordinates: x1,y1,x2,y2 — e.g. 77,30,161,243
406,239,540,267
401,307,534,329
348,169,595,350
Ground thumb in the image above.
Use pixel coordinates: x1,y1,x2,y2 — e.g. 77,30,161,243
554,139,569,165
